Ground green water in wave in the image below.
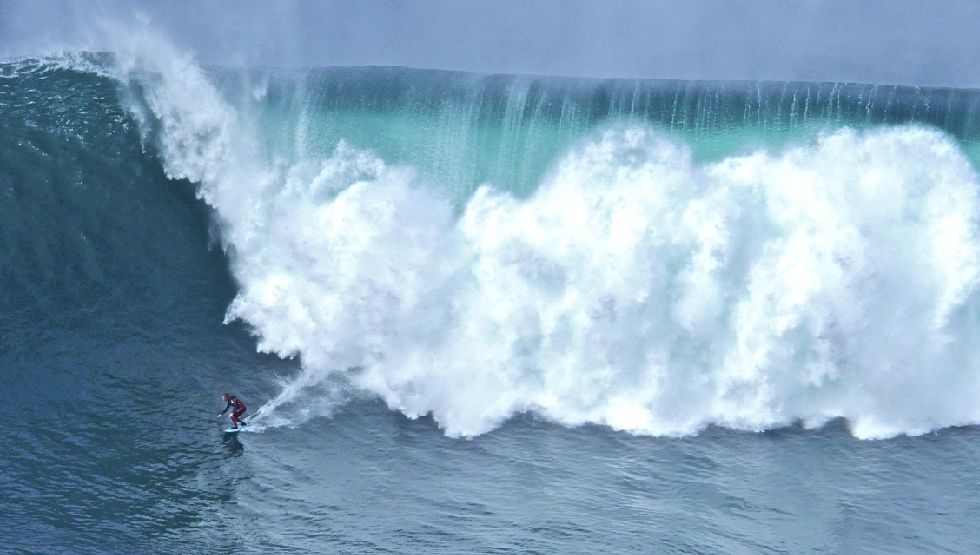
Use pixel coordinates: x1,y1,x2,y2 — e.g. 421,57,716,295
216,67,980,200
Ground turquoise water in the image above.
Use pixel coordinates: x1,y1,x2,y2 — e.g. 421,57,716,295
4,57,980,552
222,67,980,200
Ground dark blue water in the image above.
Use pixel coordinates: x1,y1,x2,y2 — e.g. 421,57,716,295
4,61,980,553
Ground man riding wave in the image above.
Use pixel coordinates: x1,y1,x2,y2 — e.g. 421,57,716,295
218,393,248,429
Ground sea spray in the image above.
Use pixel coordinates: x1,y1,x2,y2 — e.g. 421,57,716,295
84,34,980,438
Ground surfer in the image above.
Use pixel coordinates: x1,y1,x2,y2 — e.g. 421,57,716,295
217,393,248,429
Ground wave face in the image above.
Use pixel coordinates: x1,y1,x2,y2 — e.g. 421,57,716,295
0,58,233,341
218,66,980,200
10,37,980,438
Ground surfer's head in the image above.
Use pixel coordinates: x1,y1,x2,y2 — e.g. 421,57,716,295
221,393,230,401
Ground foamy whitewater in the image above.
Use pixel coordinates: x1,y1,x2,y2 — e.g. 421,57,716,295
63,31,980,441
10,20,980,555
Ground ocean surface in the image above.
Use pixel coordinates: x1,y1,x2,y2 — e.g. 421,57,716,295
4,40,980,553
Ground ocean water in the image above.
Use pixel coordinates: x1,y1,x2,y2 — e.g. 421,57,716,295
4,37,980,553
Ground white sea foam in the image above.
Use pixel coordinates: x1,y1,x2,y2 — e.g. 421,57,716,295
99,37,980,439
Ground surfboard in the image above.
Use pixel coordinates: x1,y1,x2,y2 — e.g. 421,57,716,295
222,415,255,433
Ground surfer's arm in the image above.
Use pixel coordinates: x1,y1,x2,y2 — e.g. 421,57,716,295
217,401,232,416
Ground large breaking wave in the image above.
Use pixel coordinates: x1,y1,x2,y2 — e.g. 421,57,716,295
56,31,980,438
